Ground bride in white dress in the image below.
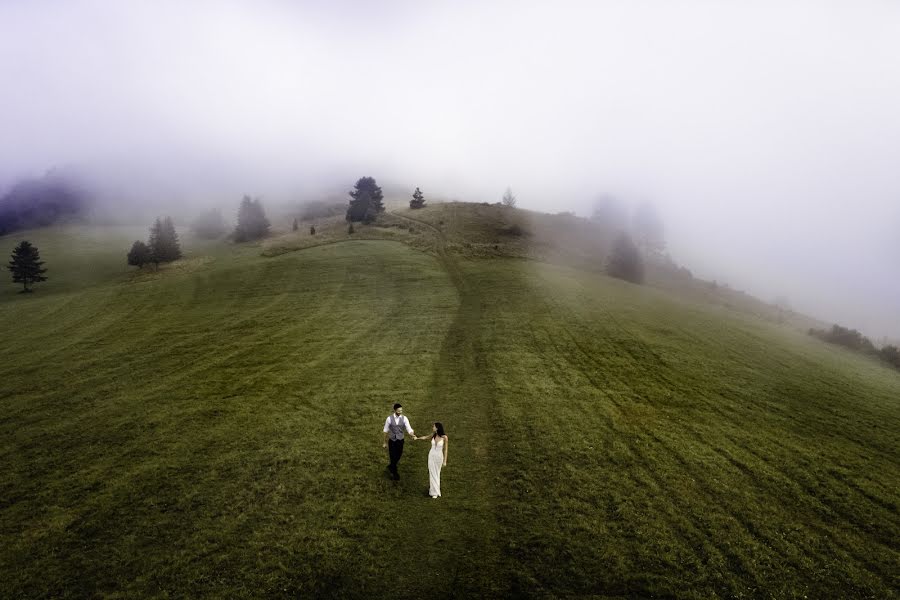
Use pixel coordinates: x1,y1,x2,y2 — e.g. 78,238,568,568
416,422,448,498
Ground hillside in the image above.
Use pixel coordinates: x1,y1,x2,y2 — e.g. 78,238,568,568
1,223,897,598
266,201,828,334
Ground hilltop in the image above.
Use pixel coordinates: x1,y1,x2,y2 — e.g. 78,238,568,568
265,200,828,335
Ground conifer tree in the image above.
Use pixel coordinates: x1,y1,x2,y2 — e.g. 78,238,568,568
292,217,299,231
7,240,47,292
234,195,271,241
127,240,151,269
148,216,182,264
346,177,384,222
410,187,426,209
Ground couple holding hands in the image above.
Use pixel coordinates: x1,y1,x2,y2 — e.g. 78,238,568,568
382,403,448,498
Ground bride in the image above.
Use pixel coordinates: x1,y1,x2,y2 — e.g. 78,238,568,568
415,423,448,498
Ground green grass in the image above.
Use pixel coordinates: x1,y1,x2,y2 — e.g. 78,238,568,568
1,224,898,598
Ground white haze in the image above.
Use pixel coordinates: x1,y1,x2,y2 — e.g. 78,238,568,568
1,0,898,338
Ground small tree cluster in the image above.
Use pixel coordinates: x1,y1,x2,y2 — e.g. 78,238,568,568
346,177,384,223
7,240,47,292
410,187,426,209
808,325,878,355
591,195,667,257
606,232,644,284
809,325,900,371
128,217,181,269
191,208,227,239
234,196,270,242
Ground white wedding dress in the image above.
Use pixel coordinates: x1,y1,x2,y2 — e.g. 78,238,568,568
428,437,445,498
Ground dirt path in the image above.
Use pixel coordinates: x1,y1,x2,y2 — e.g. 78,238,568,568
383,209,506,596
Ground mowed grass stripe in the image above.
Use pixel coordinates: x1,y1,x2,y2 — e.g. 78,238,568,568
467,259,899,597
1,241,467,597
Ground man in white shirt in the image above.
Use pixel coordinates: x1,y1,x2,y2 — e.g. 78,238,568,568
383,403,415,480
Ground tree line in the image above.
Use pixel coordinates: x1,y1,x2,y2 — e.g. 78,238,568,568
809,325,900,371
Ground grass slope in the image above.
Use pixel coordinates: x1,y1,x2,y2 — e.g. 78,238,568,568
1,225,898,598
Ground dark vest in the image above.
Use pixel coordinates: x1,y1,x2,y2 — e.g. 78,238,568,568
388,415,407,441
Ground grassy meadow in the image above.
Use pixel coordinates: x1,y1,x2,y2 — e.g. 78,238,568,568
1,218,898,598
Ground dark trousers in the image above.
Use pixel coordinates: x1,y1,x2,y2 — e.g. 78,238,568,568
388,439,405,475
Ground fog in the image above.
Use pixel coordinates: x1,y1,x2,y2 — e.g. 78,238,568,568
2,0,898,338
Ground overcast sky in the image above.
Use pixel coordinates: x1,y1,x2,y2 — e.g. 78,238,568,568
2,0,898,337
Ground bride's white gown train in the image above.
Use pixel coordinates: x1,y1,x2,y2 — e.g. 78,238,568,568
428,437,444,498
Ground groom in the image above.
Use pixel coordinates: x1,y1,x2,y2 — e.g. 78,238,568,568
382,403,415,480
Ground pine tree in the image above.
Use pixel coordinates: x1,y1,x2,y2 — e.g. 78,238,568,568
234,196,271,241
127,240,151,269
502,187,517,208
410,187,426,209
148,216,182,264
7,240,47,292
292,218,299,232
606,232,644,284
346,177,384,222
148,218,162,267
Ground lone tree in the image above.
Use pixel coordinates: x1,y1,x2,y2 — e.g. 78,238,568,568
502,187,517,208
234,195,271,242
292,217,299,232
346,176,384,223
148,216,182,265
127,240,152,269
606,232,644,284
410,187,426,209
7,240,47,292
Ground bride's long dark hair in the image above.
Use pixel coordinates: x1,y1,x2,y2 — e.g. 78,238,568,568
433,422,445,438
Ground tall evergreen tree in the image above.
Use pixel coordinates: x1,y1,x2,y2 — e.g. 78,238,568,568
292,217,299,231
127,240,151,269
149,216,182,264
7,240,47,292
410,187,426,209
606,232,644,284
346,177,384,222
234,195,271,241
